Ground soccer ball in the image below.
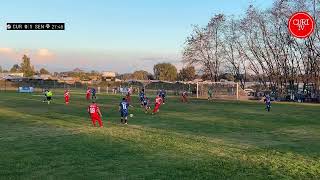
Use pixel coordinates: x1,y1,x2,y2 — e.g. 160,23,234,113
130,114,133,118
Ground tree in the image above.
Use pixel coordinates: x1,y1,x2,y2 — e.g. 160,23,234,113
10,64,20,73
219,73,235,81
222,18,247,89
132,70,150,80
183,14,225,82
39,68,50,75
153,63,177,81
182,0,320,100
147,73,155,80
20,55,35,77
118,73,133,81
178,66,196,81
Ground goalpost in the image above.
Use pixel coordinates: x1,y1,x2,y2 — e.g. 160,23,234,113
196,81,240,100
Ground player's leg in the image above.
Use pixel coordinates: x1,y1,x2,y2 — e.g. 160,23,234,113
91,117,96,127
152,105,157,113
140,98,143,107
124,112,128,124
47,97,51,104
145,104,150,113
97,117,103,127
120,111,124,124
153,104,159,113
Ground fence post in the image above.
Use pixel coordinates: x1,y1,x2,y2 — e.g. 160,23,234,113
196,82,199,99
236,82,239,100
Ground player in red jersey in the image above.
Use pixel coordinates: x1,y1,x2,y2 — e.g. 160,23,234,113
125,92,132,106
64,89,70,105
152,95,163,114
86,88,91,100
87,101,103,127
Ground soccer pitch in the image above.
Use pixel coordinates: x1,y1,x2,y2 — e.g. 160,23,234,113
0,92,319,179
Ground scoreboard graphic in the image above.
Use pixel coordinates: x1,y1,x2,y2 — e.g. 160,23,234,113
6,23,65,30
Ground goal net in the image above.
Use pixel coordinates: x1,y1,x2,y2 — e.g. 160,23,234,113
196,81,240,100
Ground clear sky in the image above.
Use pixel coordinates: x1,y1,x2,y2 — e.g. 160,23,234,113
0,0,273,73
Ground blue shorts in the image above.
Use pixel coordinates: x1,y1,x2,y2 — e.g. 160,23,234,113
121,111,128,117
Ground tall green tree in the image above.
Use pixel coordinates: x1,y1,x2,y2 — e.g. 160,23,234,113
20,55,35,77
153,63,177,81
178,66,196,81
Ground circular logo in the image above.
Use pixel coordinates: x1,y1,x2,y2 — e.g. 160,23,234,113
288,12,315,39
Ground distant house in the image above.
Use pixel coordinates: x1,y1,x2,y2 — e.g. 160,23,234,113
102,71,116,81
0,73,24,80
59,77,79,84
32,75,43,80
0,73,24,78
40,74,52,80
31,74,52,80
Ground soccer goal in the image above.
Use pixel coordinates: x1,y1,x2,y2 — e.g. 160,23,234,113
196,81,241,100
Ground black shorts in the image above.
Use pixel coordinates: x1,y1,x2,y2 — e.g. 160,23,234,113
47,96,52,101
121,111,128,118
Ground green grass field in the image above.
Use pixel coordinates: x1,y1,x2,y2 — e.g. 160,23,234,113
0,91,319,179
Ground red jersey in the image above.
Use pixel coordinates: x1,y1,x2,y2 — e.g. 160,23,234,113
155,97,162,105
86,89,91,95
88,104,100,117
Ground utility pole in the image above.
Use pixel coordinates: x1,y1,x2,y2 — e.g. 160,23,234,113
314,0,316,20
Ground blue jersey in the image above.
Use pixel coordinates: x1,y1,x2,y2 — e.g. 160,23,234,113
139,92,145,99
120,100,129,117
91,88,96,94
119,101,129,112
142,97,149,106
265,96,271,105
159,90,166,98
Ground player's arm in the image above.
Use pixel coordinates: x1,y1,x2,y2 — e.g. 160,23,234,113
87,106,90,115
97,107,102,117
